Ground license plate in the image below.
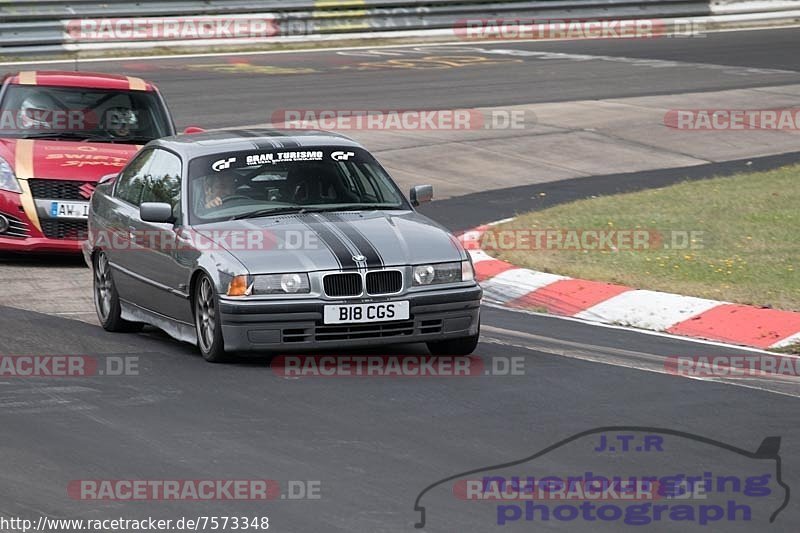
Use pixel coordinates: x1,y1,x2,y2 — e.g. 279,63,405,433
324,301,410,324
50,201,89,219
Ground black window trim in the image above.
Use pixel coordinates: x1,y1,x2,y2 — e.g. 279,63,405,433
140,147,184,209
113,147,156,207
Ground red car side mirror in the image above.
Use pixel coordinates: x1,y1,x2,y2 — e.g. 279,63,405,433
183,126,205,134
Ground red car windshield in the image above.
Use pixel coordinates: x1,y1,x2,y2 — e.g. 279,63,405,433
0,85,171,143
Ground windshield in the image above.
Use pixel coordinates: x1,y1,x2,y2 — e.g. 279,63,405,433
188,148,408,224
0,85,171,143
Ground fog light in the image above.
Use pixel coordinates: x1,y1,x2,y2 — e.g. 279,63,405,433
0,214,9,234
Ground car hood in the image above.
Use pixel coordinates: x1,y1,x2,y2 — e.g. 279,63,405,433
0,138,141,181
192,210,465,274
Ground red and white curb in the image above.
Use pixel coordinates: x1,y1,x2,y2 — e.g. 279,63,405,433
459,223,800,351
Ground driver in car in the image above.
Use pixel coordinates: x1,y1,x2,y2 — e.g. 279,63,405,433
203,174,237,208
104,107,139,138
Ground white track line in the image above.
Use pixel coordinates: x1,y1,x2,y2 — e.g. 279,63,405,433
484,301,800,357
481,324,800,399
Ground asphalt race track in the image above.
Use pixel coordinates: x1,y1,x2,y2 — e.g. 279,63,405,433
6,28,798,130
1,28,799,532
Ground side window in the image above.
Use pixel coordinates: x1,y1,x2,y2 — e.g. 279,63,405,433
140,150,182,216
116,149,156,206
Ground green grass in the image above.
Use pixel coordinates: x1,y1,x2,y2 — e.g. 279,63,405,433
773,343,800,355
490,165,799,311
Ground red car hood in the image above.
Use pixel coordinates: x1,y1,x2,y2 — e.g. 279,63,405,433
0,138,142,181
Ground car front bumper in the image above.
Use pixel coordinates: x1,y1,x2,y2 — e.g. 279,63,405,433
219,285,482,352
0,191,83,253
0,235,82,253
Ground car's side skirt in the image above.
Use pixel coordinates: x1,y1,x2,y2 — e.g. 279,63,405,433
120,299,197,346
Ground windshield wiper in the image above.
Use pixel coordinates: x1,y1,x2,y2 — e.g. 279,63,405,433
327,204,405,211
21,132,115,142
232,204,405,221
118,136,156,144
232,206,326,220
19,132,154,144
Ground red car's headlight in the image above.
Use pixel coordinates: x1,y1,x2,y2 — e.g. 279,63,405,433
0,157,22,194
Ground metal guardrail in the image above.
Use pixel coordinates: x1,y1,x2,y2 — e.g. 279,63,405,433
0,1,706,20
0,0,797,58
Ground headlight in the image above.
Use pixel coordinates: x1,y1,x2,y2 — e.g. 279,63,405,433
252,273,310,295
0,156,22,193
413,261,469,286
413,265,436,285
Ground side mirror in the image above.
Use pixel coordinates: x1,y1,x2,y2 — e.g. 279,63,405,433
183,126,205,134
98,173,118,186
410,185,433,207
140,202,175,224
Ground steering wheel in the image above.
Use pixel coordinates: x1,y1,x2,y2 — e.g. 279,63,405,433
219,195,251,204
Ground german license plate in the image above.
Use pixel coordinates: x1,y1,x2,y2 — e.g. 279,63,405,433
324,301,410,324
50,201,89,219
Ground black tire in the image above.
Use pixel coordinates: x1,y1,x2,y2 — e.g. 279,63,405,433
194,274,228,363
426,323,480,356
93,251,143,333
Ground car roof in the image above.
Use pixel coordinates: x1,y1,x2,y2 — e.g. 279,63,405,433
6,71,155,92
151,128,365,158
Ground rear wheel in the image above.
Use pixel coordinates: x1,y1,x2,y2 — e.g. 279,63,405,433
93,251,143,333
194,274,228,363
426,321,480,356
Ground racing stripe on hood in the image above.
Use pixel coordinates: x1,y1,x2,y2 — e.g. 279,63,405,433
14,139,41,231
297,215,358,269
14,139,34,179
321,212,383,269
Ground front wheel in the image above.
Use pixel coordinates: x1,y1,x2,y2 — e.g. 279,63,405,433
93,251,143,333
194,274,228,363
426,325,480,356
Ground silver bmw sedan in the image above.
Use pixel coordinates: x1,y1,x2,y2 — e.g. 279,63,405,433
83,129,481,362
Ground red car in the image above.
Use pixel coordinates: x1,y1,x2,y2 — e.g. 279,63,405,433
0,71,190,253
